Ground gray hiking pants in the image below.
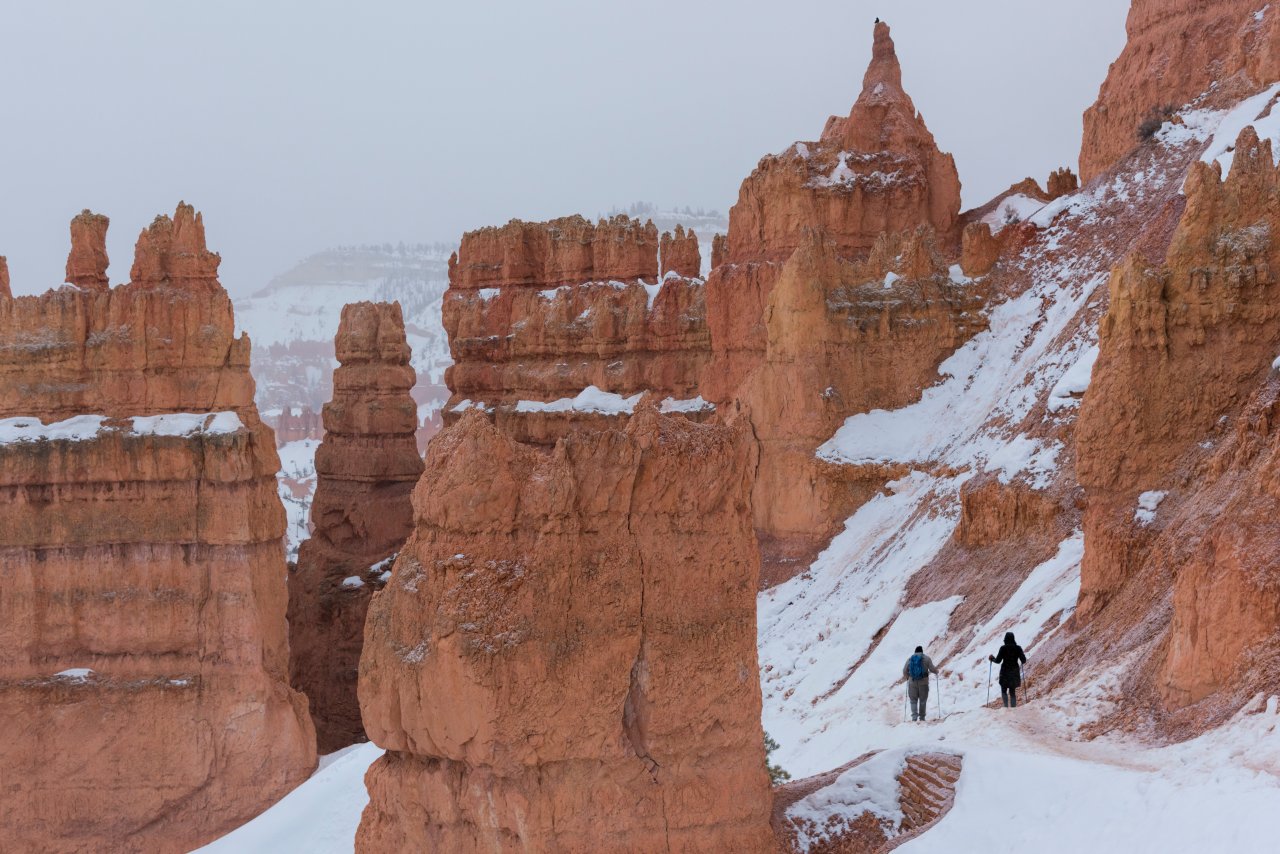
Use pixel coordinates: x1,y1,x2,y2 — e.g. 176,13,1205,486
908,678,930,720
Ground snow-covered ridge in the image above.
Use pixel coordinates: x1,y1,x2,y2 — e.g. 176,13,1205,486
513,387,714,416
0,412,244,444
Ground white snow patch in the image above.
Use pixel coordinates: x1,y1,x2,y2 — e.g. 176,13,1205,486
195,743,382,854
53,668,94,682
1200,82,1280,177
1134,490,1167,525
1047,344,1099,412
0,415,106,444
130,412,245,437
0,412,244,444
659,395,714,414
786,749,910,850
340,576,364,589
476,288,500,302
515,386,641,415
982,193,1045,232
882,271,901,289
984,435,1060,489
947,265,971,285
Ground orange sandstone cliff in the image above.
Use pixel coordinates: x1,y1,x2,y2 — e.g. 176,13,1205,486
356,408,773,852
703,23,982,578
1080,0,1280,182
0,205,315,853
289,301,424,752
442,214,710,444
1076,128,1280,713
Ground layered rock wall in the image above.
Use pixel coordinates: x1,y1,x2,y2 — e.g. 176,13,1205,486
356,409,773,852
1077,130,1280,707
289,301,423,752
1080,0,1280,182
442,215,711,444
0,205,315,852
703,22,964,403
739,229,987,577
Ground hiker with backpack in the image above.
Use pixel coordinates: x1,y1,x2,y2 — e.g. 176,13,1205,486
989,631,1027,707
902,645,939,722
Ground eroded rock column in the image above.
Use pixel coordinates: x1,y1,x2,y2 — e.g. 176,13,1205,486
356,408,774,852
0,205,315,853
289,301,424,752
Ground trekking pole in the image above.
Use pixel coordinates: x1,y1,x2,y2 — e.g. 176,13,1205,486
986,660,992,705
903,683,908,723
936,672,943,719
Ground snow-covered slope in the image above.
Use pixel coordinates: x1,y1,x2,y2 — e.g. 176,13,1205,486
759,90,1280,851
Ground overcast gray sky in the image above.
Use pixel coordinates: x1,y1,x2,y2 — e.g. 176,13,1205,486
0,0,1129,298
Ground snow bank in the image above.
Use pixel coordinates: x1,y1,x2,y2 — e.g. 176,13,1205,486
786,749,910,850
515,388,712,417
1047,344,1099,412
515,386,641,415
1133,490,1167,525
982,193,1045,232
0,415,106,444
195,744,382,854
1200,82,1280,177
0,412,244,445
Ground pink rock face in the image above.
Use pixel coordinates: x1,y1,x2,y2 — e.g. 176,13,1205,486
660,223,701,277
0,255,9,298
356,409,774,852
0,205,315,853
442,214,711,445
129,201,222,286
65,209,111,290
289,301,424,753
720,22,961,268
1077,129,1280,708
1080,0,1280,182
736,228,987,581
704,22,962,403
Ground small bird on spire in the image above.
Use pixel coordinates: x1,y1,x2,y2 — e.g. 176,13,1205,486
875,17,880,23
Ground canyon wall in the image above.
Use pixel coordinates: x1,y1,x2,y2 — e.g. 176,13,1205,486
739,228,987,579
442,214,711,444
289,301,423,752
356,409,773,852
1077,129,1280,710
0,205,315,853
702,23,982,577
705,23,961,403
1080,0,1280,182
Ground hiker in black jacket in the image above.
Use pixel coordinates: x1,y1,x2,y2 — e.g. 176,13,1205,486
990,631,1027,707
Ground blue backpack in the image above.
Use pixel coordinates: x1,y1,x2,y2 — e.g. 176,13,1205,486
909,653,926,680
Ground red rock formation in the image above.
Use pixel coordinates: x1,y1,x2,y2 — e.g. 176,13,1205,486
961,222,1000,277
130,201,222,286
0,206,315,852
449,214,658,288
1047,167,1079,199
442,214,711,445
0,255,9,298
274,405,324,444
289,301,423,752
738,228,987,579
65,209,110,290
356,409,774,852
721,22,960,267
1077,128,1280,708
660,223,701,277
1080,0,1280,182
704,22,962,402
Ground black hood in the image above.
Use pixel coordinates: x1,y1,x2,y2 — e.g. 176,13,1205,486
1004,632,1016,646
